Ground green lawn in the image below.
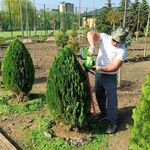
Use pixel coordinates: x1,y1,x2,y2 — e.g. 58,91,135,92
0,29,85,38
0,30,53,38
0,89,108,150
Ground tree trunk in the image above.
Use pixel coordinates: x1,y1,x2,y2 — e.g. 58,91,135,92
19,0,24,38
144,8,150,57
118,0,127,88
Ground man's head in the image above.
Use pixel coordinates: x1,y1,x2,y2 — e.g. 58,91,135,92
111,27,129,46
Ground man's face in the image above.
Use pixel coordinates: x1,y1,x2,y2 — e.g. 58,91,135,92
111,39,120,47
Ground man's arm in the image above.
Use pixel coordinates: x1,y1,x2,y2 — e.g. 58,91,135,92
87,31,100,55
93,59,123,72
87,31,100,47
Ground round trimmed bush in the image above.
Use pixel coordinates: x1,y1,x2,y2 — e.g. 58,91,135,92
46,48,91,128
2,39,34,98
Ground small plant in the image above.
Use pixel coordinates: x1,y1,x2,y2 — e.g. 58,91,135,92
34,36,47,43
0,37,5,45
65,37,79,52
65,22,79,52
2,39,35,102
46,48,91,128
55,30,69,48
129,73,150,149
55,17,69,48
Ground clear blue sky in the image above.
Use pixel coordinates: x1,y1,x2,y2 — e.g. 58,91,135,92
0,0,150,11
35,0,122,11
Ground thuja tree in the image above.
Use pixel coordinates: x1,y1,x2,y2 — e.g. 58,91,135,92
46,48,91,128
129,73,150,149
2,39,34,101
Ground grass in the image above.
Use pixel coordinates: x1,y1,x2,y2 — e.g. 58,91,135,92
0,90,46,116
0,30,53,38
27,115,108,150
27,116,72,150
0,90,108,150
0,29,86,38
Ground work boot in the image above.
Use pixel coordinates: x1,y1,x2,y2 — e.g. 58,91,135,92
106,123,117,134
94,113,108,122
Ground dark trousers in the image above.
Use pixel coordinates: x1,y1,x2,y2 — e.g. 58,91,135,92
95,71,118,124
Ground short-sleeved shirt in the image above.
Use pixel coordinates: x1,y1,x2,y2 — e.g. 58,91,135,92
96,33,127,74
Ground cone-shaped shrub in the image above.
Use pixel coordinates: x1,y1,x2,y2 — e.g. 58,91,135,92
46,48,91,128
129,73,150,149
2,39,34,96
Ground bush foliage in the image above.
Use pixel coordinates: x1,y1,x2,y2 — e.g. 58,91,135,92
46,48,91,128
129,73,150,149
55,31,69,48
65,22,80,52
65,37,79,52
2,39,35,96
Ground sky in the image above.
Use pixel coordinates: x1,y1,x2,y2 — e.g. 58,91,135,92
0,0,150,11
35,0,121,10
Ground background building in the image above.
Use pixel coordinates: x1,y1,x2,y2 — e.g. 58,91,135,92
59,2,74,13
81,8,103,28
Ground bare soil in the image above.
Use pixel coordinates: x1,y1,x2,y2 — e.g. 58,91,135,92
0,38,150,150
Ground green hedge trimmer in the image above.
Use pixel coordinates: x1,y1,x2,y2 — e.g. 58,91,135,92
83,55,94,69
80,47,95,69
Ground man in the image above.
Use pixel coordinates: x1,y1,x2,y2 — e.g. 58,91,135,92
87,27,128,134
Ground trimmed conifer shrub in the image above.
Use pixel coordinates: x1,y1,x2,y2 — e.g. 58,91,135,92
129,73,150,149
46,48,91,128
2,39,34,100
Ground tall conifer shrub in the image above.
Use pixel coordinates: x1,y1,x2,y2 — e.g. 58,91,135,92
46,48,91,128
129,73,150,149
2,39,34,99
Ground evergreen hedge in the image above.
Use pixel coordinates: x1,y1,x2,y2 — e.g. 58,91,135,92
129,73,150,149
46,48,91,128
2,39,34,98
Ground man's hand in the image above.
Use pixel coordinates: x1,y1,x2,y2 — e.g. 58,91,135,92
92,65,102,71
92,59,123,72
88,46,95,56
92,65,96,70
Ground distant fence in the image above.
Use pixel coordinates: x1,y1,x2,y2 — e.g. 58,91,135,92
0,1,96,39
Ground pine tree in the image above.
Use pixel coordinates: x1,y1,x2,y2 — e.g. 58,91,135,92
129,73,150,149
46,48,91,128
96,8,112,33
96,0,120,33
2,39,34,101
139,0,149,32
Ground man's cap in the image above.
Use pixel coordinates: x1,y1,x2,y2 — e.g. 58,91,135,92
112,27,129,43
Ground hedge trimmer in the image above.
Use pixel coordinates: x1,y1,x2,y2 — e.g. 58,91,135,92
80,47,96,116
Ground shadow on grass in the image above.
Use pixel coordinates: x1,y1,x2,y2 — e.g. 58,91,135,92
80,114,108,135
28,92,45,101
87,106,135,134
0,128,23,150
